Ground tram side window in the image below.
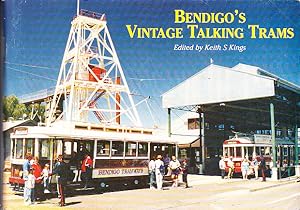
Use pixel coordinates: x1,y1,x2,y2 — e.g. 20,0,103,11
138,142,148,157
112,141,124,157
39,139,50,159
64,141,72,159
96,140,110,157
126,142,137,157
16,139,24,159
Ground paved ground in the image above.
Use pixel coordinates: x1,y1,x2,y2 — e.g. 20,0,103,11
2,173,300,210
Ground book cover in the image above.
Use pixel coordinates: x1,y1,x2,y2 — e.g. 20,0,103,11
2,0,300,209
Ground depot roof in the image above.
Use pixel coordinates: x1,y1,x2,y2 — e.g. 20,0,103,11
162,63,300,109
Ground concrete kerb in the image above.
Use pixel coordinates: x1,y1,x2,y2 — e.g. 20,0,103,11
184,174,300,192
250,176,300,192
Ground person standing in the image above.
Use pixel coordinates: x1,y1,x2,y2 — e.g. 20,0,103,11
32,156,43,200
163,154,170,175
219,156,226,179
81,153,93,189
260,155,266,182
155,155,164,190
52,155,68,207
181,159,189,188
24,168,36,205
23,153,32,204
169,155,181,187
41,163,51,193
251,156,259,180
241,158,250,180
227,156,235,179
148,156,156,189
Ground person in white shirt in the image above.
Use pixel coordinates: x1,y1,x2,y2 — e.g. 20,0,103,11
24,168,36,205
41,163,51,193
251,157,259,180
219,156,226,179
148,156,156,189
169,155,181,187
155,154,164,190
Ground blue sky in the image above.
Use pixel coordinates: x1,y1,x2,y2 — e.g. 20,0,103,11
4,0,300,128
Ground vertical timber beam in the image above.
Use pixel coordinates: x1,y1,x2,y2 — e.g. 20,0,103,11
270,103,278,180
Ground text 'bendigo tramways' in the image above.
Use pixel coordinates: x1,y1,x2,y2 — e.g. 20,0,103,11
94,168,148,178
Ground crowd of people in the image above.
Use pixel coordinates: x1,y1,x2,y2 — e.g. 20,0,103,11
218,155,268,181
148,154,189,190
22,152,93,207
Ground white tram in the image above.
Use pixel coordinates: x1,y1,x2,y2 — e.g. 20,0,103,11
9,122,178,191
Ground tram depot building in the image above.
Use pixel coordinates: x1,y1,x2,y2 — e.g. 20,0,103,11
162,63,300,176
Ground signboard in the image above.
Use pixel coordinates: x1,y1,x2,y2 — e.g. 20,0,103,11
254,134,272,144
92,167,148,178
14,127,28,135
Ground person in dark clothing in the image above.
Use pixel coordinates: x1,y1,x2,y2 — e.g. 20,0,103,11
260,155,266,182
52,155,69,207
181,159,189,188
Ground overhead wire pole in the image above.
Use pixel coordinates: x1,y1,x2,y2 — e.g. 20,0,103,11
270,103,278,180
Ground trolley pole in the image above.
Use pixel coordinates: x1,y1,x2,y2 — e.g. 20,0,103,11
270,103,278,180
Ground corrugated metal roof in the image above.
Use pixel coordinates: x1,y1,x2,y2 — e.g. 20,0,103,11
162,64,279,109
2,120,36,132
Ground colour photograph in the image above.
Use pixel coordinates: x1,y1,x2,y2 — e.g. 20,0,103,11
2,0,300,209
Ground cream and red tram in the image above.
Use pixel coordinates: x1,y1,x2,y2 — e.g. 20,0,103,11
223,133,295,175
9,122,178,190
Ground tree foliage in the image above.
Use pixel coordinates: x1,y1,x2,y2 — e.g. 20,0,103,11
3,95,45,122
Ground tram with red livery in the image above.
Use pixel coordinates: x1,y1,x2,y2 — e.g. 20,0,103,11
9,122,177,191
222,132,295,175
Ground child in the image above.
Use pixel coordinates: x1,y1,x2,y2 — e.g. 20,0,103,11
41,163,51,193
24,168,36,205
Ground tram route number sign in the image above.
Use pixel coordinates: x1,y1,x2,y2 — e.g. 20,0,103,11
93,167,148,178
254,134,272,144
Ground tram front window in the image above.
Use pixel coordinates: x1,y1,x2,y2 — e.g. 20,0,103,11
138,142,148,157
96,140,110,157
236,147,241,157
126,142,137,157
229,147,234,157
224,147,229,157
25,139,34,157
16,139,24,159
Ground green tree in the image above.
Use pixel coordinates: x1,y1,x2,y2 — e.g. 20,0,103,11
3,95,45,122
3,95,27,121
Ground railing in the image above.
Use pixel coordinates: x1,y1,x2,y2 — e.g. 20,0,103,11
78,9,106,21
19,87,56,104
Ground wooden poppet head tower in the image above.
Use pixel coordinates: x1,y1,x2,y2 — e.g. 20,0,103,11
46,9,141,127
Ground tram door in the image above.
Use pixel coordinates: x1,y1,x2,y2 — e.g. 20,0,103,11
75,140,94,162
